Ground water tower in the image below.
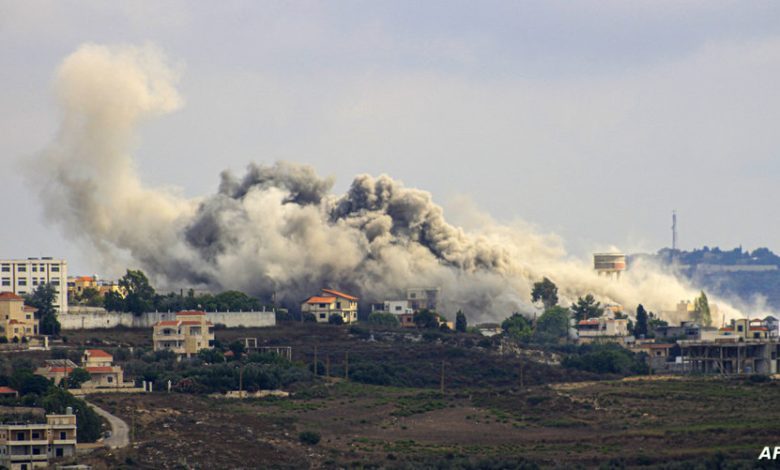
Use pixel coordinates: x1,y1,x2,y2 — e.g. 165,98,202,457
594,253,626,279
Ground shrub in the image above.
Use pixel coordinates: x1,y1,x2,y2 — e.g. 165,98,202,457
328,314,344,325
299,431,321,445
367,312,400,327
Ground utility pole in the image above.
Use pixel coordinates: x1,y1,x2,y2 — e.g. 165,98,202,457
440,360,445,394
313,345,318,376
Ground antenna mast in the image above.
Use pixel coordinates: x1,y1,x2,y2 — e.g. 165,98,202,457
672,210,677,251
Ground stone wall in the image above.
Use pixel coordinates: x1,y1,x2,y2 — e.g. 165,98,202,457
59,309,276,330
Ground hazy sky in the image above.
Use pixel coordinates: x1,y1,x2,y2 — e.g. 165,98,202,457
3,1,780,276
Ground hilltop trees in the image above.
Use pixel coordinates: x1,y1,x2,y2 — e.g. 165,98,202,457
533,306,570,343
502,313,533,342
693,291,712,327
25,283,60,335
455,310,468,333
571,294,603,322
119,269,157,315
634,304,649,338
531,277,558,309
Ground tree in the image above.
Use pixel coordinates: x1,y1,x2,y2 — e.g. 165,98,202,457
413,309,440,329
328,314,345,325
502,313,533,342
66,368,91,389
25,283,60,335
531,277,558,309
570,294,603,322
103,290,125,312
119,270,156,315
693,291,712,327
455,310,468,333
77,287,103,307
228,340,246,359
533,306,570,343
647,311,668,337
634,304,649,338
41,387,102,442
367,312,400,327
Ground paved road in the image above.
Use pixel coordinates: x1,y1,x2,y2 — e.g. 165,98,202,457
87,402,130,449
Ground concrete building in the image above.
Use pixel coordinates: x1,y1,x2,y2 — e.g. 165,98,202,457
80,349,129,388
301,288,359,323
0,292,39,341
66,276,123,302
593,253,626,279
576,316,630,342
405,288,440,311
678,339,780,375
0,411,77,469
0,258,67,313
34,360,78,385
152,310,215,357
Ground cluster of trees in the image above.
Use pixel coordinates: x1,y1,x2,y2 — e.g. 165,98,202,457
503,277,675,345
0,358,102,442
103,270,267,315
562,343,649,375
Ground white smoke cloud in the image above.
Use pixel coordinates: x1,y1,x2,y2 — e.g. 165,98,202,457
29,43,757,323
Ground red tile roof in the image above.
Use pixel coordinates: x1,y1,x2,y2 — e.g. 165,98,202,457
321,288,358,301
177,310,206,316
305,296,337,304
85,349,113,358
22,306,37,312
577,319,600,325
180,320,205,326
0,292,23,301
155,320,180,327
0,386,17,394
76,276,96,282
750,327,768,331
48,367,74,373
85,366,114,374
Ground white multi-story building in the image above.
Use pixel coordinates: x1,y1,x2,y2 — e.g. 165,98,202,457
0,258,68,313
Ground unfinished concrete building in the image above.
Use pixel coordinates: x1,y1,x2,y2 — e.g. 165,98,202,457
678,339,780,374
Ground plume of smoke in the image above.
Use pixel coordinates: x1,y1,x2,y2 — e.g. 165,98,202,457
29,43,757,323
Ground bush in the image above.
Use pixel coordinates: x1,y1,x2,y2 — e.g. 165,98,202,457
299,431,321,445
328,314,344,325
367,312,400,327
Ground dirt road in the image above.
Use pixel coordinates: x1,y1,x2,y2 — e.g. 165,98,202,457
87,401,130,449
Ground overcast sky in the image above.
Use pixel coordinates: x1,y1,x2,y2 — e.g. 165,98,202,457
2,1,780,275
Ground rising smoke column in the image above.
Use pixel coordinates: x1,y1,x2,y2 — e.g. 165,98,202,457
29,43,748,322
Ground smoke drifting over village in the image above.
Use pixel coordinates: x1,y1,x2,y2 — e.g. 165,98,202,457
30,43,750,322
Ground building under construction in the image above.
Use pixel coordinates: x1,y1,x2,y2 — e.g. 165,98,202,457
678,339,780,374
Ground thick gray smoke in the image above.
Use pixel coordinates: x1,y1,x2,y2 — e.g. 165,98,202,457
29,43,754,322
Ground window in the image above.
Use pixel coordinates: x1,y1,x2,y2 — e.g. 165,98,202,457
31,265,37,272
32,278,38,286
32,431,40,439
395,305,402,311
319,313,326,319
52,265,60,272
51,278,60,286
56,447,64,457
59,432,66,440
107,376,113,383
18,278,26,286
336,302,342,309
1,278,9,286
319,303,327,308
16,432,25,440
0,264,9,272
17,265,26,272
410,293,416,298
32,447,40,455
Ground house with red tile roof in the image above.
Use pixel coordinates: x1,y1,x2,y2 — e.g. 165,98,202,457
152,311,215,357
0,291,39,341
301,288,359,324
